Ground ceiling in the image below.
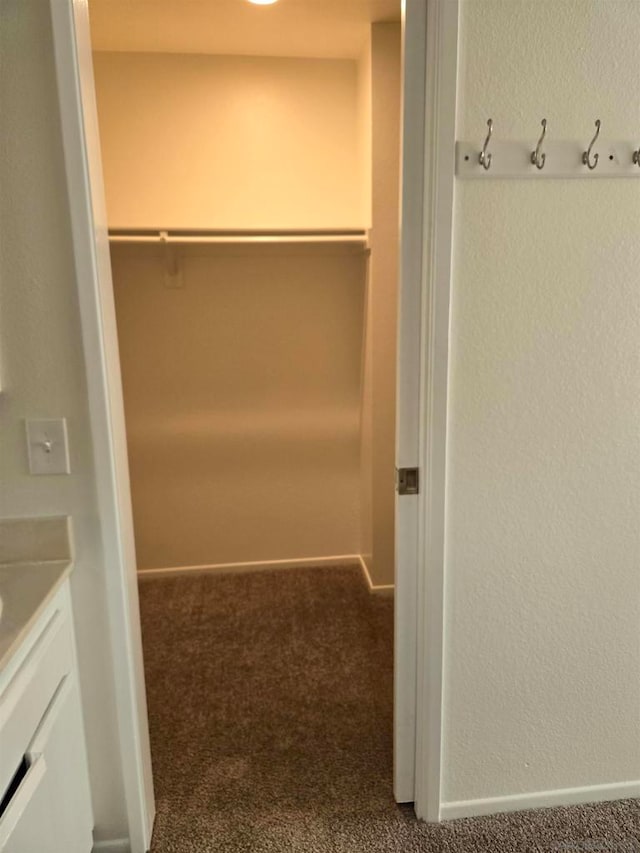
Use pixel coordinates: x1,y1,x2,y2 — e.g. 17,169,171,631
89,0,402,60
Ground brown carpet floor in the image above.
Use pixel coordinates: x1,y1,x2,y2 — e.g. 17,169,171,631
138,566,639,852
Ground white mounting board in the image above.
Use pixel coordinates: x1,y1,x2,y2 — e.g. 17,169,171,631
456,140,640,179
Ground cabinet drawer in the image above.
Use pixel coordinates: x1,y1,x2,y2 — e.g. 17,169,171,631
0,610,71,801
0,755,48,852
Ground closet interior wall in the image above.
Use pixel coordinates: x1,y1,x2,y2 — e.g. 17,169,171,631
92,24,401,583
361,23,401,588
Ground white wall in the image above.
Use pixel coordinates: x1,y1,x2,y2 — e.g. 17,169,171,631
0,0,128,841
111,243,366,570
442,0,640,807
92,51,366,230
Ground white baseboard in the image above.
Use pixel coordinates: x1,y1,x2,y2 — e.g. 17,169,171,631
138,554,396,597
92,840,130,853
358,555,395,597
439,779,640,821
138,554,362,580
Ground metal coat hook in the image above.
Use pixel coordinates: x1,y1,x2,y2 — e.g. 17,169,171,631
582,119,601,170
633,146,640,167
530,119,547,170
478,118,493,170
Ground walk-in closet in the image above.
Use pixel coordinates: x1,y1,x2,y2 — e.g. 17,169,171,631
91,4,401,588
88,0,404,847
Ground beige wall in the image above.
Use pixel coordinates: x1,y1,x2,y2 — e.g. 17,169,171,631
112,243,366,569
92,52,366,230
358,39,374,575
360,23,402,587
442,0,640,805
94,41,399,578
0,1,127,841
357,39,373,231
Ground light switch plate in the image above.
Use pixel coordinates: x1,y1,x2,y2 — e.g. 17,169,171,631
25,419,71,475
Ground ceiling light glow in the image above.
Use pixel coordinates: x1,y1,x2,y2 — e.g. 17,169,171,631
247,0,279,5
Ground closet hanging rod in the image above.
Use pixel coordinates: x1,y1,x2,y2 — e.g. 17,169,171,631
108,228,370,246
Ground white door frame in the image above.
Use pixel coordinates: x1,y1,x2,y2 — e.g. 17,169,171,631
50,2,155,851
50,0,459,843
395,0,459,819
394,0,427,804
413,0,459,821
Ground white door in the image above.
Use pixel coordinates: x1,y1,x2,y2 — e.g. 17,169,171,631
394,0,428,804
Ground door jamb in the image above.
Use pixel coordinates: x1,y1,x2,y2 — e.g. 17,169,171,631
50,0,459,838
50,2,155,850
413,0,460,822
394,0,428,805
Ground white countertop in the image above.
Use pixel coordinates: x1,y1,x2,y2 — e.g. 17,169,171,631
0,560,72,673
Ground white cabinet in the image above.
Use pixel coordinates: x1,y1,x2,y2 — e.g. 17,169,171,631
0,582,93,853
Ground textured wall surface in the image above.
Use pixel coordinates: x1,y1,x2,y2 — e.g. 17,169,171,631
112,244,366,569
93,51,366,230
443,0,640,804
0,0,127,839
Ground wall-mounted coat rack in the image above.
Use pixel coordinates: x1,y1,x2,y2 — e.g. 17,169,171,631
456,119,640,179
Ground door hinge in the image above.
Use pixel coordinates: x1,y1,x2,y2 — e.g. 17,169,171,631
396,467,419,495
